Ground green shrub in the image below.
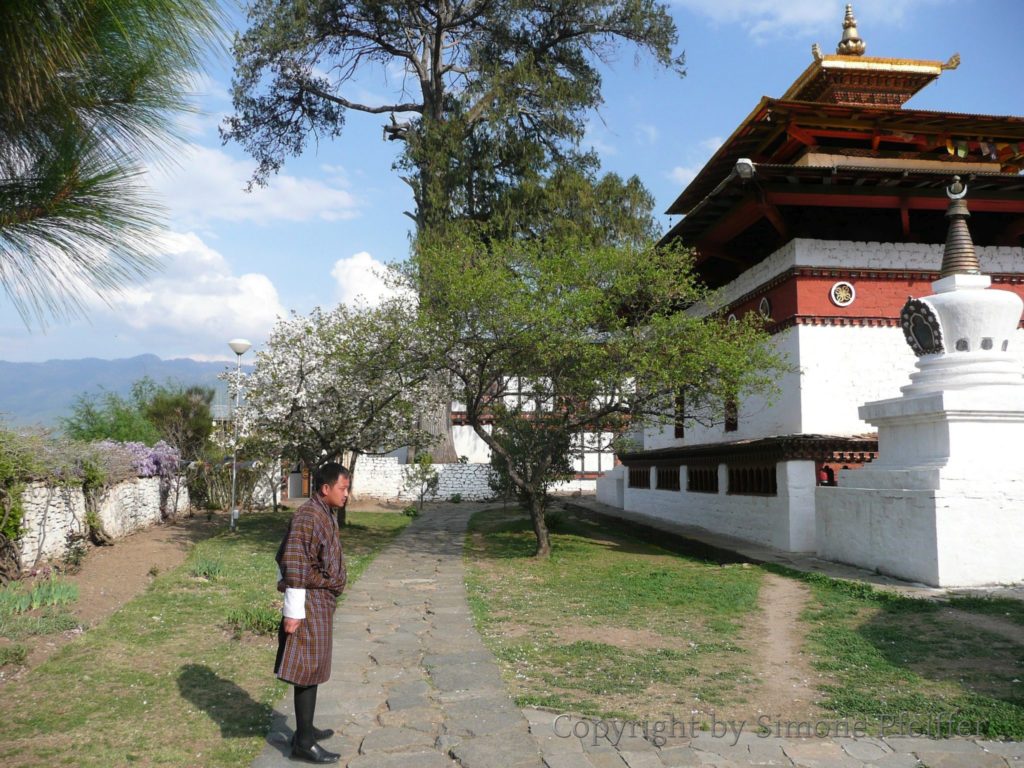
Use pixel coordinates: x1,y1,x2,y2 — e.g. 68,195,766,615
0,575,78,619
226,605,280,637
62,534,88,572
28,576,78,611
402,505,419,518
449,493,463,504
190,554,225,580
0,643,27,666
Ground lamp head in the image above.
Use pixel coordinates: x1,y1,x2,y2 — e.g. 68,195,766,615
735,158,755,180
228,338,252,356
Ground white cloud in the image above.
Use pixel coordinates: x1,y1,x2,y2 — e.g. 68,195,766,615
673,0,941,42
667,134,725,188
668,164,703,187
331,251,410,307
699,136,725,155
101,231,286,342
149,144,360,229
634,123,659,145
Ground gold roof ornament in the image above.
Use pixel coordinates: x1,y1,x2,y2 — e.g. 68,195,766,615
836,4,866,56
940,176,981,277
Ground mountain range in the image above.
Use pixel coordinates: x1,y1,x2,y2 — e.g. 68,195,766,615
0,354,243,428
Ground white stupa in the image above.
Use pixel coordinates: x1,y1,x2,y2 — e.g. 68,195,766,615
816,177,1024,586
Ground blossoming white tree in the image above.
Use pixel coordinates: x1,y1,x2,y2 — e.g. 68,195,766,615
230,298,440,510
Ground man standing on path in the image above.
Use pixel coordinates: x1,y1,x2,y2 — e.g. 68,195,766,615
274,463,349,764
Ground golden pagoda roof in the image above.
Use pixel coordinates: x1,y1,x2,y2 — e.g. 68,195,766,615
781,53,956,108
781,5,958,108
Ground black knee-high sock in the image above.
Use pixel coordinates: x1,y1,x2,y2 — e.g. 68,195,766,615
294,684,318,748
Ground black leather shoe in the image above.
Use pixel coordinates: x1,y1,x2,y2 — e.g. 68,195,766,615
313,727,334,741
290,741,340,764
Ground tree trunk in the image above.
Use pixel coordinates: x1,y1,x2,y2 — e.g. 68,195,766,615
337,451,358,527
423,397,458,463
528,492,551,558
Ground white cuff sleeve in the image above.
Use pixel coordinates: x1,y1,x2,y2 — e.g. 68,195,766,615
283,588,306,619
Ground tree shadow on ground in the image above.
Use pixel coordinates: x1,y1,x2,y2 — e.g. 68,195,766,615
468,505,749,564
177,663,274,738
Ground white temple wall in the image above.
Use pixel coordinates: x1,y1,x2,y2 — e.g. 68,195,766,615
453,425,491,464
645,239,1024,453
645,330,802,450
797,324,914,434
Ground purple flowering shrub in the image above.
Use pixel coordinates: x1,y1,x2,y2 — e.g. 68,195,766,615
95,440,180,479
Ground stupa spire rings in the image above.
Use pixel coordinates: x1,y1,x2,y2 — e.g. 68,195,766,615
940,175,980,277
836,4,866,56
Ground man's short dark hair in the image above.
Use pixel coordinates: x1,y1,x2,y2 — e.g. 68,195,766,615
314,462,350,491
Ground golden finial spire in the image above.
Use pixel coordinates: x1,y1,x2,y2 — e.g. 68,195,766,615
836,4,866,56
940,177,981,277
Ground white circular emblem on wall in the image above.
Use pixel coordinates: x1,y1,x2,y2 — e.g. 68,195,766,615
830,281,856,307
758,297,772,317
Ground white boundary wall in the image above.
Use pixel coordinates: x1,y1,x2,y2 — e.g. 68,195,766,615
597,461,817,552
18,477,190,569
352,456,598,503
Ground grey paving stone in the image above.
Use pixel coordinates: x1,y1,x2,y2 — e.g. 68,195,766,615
389,680,432,697
977,741,1024,759
543,754,598,768
690,731,754,761
587,753,629,768
448,732,544,768
837,737,890,761
359,726,437,754
745,739,793,765
523,708,560,732
883,737,982,754
657,745,703,767
532,731,586,754
444,696,528,737
428,661,506,692
911,752,1009,768
781,739,862,768
618,750,665,768
347,749,456,768
862,753,922,768
377,710,442,733
386,692,431,711
423,649,494,667
610,730,658,752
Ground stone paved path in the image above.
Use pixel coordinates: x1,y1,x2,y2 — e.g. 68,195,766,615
251,504,1024,768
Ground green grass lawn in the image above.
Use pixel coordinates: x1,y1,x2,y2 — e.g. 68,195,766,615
768,566,1024,740
466,506,1024,738
0,509,408,768
464,506,763,720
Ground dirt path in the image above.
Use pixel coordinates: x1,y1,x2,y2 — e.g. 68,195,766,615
747,571,822,722
2,513,222,679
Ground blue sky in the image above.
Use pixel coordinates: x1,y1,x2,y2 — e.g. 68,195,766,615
2,0,1021,362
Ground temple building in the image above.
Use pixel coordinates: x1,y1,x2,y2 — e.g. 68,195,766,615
596,5,1024,573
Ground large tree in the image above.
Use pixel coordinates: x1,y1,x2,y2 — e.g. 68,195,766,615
223,0,685,459
0,0,224,328
410,232,788,557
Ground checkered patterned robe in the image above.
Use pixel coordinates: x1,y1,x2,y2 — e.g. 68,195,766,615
273,495,347,686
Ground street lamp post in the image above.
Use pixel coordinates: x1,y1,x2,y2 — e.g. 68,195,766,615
228,338,251,531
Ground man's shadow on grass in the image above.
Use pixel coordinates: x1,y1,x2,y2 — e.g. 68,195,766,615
177,664,275,739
